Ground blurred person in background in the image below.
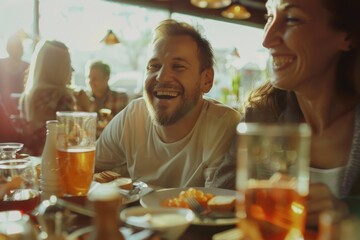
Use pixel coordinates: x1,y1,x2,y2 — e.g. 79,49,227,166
95,19,240,188
19,40,76,155
0,34,29,117
211,0,360,227
76,61,129,138
0,95,20,142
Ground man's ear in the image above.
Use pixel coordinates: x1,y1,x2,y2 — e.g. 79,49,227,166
201,68,214,93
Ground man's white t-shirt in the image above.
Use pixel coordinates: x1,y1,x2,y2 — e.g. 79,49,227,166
95,97,240,188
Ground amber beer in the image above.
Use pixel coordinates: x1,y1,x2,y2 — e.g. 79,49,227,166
242,181,307,240
0,189,41,213
58,148,95,196
236,123,311,240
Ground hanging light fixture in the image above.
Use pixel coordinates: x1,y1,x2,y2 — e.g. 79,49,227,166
231,47,240,58
221,1,251,20
191,0,231,9
100,30,120,45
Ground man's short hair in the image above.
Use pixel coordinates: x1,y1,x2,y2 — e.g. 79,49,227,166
90,61,111,77
152,19,214,72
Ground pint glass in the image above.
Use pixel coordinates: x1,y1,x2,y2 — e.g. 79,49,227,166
56,111,97,196
236,123,311,240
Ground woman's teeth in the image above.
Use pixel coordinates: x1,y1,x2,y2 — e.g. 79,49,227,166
272,56,294,70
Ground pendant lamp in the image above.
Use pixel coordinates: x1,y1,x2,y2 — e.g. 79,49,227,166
191,0,231,9
100,30,120,45
221,1,251,20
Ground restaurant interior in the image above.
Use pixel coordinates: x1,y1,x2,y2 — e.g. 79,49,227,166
2,0,359,239
0,0,269,107
0,1,269,238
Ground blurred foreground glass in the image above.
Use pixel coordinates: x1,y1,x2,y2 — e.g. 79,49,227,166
0,158,40,214
0,211,38,239
236,123,311,240
56,111,97,196
318,210,360,240
0,142,24,160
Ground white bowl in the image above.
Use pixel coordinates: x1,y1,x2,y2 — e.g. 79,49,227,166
120,206,194,240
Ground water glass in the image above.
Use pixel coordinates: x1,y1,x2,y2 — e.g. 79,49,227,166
0,142,24,160
0,158,40,214
56,111,97,196
236,123,311,240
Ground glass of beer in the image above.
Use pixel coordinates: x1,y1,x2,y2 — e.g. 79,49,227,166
56,111,97,196
236,123,311,240
0,157,40,214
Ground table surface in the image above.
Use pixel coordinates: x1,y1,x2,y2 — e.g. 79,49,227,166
56,196,318,240
59,196,235,240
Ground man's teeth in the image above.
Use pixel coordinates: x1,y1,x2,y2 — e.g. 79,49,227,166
157,91,178,97
155,91,179,99
272,56,294,69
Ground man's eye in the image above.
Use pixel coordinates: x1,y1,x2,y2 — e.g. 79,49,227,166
147,64,160,70
286,16,301,25
173,64,185,70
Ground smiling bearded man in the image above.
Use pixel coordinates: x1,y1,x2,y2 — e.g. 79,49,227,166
95,19,240,188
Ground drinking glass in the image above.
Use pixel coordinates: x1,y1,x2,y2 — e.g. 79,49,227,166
56,111,97,196
0,158,40,214
236,123,311,240
0,142,24,160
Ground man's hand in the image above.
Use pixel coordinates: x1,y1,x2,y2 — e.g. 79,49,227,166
74,90,91,111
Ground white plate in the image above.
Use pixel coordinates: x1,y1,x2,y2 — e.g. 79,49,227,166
89,180,149,204
67,226,153,240
140,187,237,226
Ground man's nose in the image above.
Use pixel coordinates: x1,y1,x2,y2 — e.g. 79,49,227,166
156,66,173,82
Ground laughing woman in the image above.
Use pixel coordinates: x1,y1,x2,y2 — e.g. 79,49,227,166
212,0,360,227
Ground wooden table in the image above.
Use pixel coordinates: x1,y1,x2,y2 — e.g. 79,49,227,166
56,196,318,240
59,196,234,240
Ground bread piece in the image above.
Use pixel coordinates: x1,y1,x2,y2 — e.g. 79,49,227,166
93,171,121,183
207,195,236,212
111,177,133,190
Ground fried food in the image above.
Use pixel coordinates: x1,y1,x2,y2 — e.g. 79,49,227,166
93,170,121,183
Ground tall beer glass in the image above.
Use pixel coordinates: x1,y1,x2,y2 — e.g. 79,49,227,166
236,123,311,240
56,111,97,196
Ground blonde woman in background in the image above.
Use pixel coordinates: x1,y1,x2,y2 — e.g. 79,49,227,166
19,40,76,155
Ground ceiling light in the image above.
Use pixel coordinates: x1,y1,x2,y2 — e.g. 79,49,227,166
100,30,120,45
221,2,251,20
191,0,232,9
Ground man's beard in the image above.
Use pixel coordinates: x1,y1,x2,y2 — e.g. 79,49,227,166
144,84,202,126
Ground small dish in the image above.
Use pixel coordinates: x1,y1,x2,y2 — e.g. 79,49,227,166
120,206,194,240
89,180,149,204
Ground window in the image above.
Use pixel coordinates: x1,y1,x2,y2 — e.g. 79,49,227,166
0,0,269,104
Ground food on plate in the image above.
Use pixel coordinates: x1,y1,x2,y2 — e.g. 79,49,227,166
161,188,214,209
161,188,235,214
93,170,121,183
207,195,236,212
110,177,133,190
